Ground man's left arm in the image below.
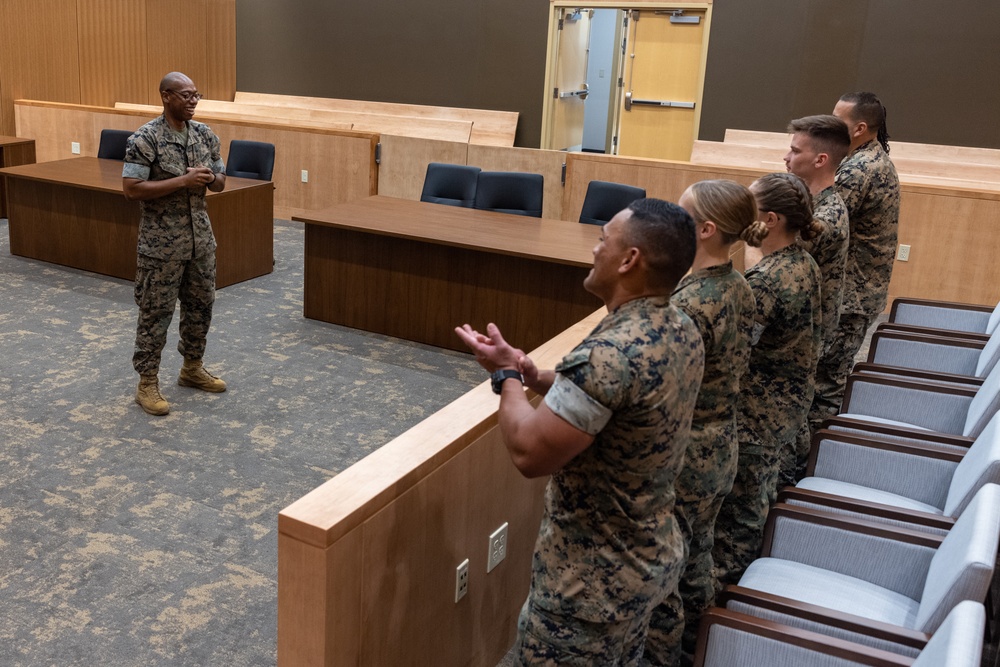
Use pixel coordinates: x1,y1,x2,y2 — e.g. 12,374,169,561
206,131,226,192
495,380,594,478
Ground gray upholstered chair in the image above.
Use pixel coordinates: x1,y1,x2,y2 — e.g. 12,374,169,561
718,485,1000,657
419,163,481,207
880,296,1000,343
777,412,1000,534
97,129,133,161
578,180,645,226
694,600,985,667
821,359,1000,448
473,171,544,217
851,327,1000,386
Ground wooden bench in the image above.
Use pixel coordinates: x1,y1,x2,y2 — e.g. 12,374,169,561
235,91,518,147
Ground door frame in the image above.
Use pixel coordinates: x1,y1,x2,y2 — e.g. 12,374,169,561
540,1,714,155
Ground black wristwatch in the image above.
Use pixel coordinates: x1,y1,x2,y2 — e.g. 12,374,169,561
491,369,524,394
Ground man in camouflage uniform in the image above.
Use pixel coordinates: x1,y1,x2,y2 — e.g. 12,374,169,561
819,92,901,422
456,198,704,666
123,72,228,416
783,114,851,485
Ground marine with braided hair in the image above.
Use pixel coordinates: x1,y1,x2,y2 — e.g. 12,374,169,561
712,172,822,587
818,92,900,424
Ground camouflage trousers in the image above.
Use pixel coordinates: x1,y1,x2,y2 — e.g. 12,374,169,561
133,252,216,376
644,426,737,667
807,312,873,433
711,444,779,589
779,419,812,490
514,596,650,667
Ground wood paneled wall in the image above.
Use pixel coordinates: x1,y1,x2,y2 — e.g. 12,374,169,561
0,0,235,136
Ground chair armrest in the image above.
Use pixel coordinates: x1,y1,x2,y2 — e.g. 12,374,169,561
842,373,977,434
819,416,975,451
716,586,929,653
694,606,916,667
776,487,956,533
866,331,985,376
851,362,984,387
877,322,990,344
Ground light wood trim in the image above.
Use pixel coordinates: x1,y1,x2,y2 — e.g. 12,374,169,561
726,128,1000,166
235,91,517,147
278,309,603,666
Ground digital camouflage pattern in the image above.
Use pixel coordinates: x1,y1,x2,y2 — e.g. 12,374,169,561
790,186,850,485
124,115,224,376
644,262,755,666
523,295,704,664
836,139,900,319
713,245,821,587
800,185,850,355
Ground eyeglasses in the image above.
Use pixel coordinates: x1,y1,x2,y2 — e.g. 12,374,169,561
165,89,203,102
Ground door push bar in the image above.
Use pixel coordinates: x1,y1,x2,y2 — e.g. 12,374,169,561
624,91,695,111
555,83,589,101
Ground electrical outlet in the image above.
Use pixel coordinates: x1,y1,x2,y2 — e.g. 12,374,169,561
71,142,81,154
455,558,469,602
300,169,309,183
896,244,911,262
487,522,508,573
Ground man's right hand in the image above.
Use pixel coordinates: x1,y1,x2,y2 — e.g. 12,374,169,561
186,166,215,187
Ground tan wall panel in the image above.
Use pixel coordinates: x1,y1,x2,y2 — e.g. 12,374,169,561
0,0,81,134
203,0,237,102
144,0,234,105
467,145,568,220
376,135,470,200
77,0,149,106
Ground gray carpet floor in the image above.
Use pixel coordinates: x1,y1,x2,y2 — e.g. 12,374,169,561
0,218,483,666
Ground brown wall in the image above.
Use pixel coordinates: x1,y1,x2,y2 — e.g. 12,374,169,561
235,0,549,148
0,0,235,137
236,0,1000,150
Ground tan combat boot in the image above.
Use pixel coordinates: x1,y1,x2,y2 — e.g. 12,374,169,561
136,375,170,416
178,359,227,393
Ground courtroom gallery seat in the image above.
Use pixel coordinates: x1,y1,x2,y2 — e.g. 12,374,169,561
226,140,275,181
473,171,544,217
97,129,133,161
578,180,646,226
419,163,481,207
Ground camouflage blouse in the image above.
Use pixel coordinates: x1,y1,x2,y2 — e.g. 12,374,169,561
538,295,704,623
738,245,822,455
800,185,850,355
835,139,901,318
123,115,225,261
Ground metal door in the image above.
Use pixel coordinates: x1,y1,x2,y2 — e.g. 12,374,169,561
546,8,593,151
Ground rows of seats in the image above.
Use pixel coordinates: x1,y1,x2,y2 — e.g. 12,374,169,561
694,295,1000,665
97,128,276,182
419,162,646,223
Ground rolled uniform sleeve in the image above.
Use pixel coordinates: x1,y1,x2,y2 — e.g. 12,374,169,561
544,343,629,435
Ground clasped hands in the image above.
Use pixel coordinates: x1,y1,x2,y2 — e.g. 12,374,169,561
186,166,215,187
454,323,539,386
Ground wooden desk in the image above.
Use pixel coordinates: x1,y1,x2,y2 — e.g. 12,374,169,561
0,157,274,288
294,196,602,352
0,136,36,217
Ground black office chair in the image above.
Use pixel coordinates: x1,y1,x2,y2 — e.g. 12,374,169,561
579,180,646,226
419,163,481,207
226,140,275,181
97,129,133,161
473,171,544,218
